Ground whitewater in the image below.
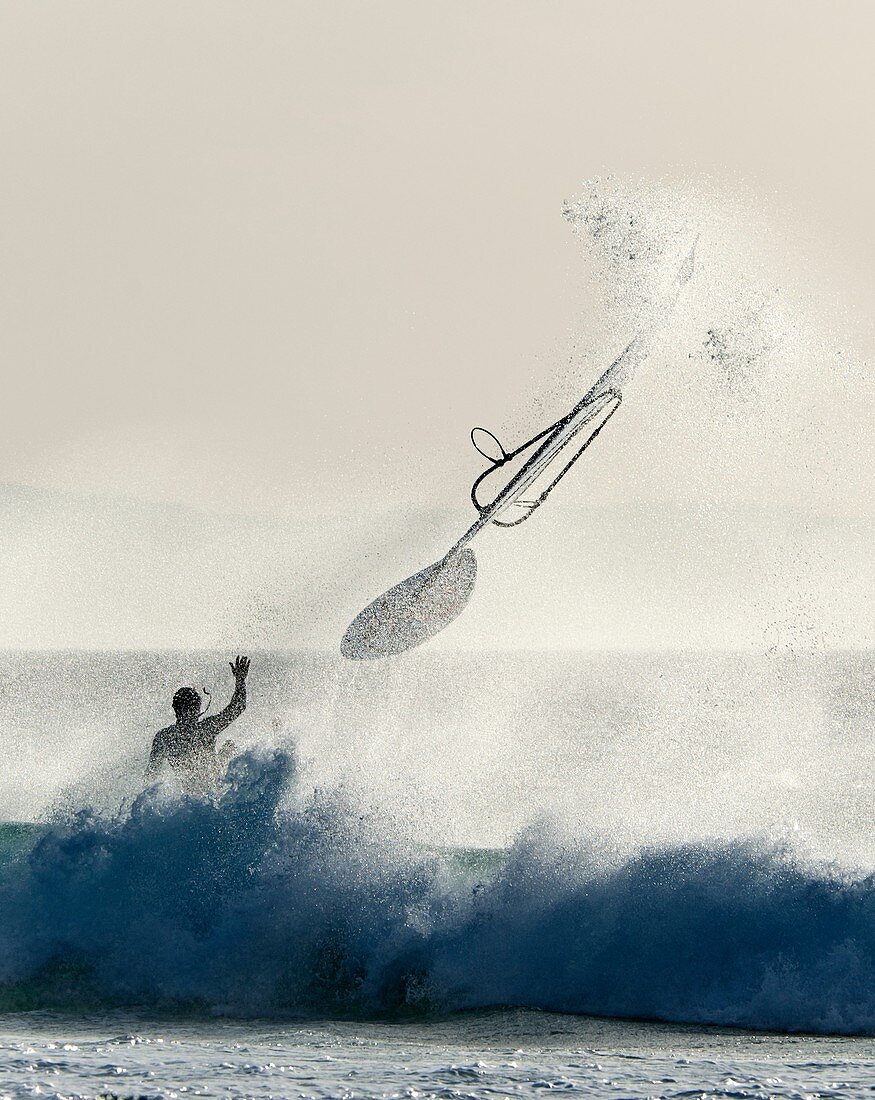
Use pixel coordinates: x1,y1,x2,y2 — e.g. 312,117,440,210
0,649,873,1098
2,748,873,1029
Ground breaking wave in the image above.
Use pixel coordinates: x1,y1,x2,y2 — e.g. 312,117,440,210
0,749,872,1034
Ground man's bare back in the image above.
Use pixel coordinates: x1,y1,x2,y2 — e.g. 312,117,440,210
147,656,250,788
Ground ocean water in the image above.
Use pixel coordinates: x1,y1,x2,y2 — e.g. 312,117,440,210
2,1010,875,1100
0,649,872,1097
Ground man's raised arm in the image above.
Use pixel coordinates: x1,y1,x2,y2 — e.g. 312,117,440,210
200,655,250,740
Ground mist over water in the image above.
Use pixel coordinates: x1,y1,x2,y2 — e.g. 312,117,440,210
0,180,871,1040
1,650,872,863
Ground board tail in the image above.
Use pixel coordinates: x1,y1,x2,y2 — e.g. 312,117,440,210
341,549,477,660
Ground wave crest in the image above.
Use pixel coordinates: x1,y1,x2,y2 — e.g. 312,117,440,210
0,749,872,1033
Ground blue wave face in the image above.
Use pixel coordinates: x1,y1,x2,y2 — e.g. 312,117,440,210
0,749,872,1033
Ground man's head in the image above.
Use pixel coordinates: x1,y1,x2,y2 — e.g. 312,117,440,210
172,686,201,723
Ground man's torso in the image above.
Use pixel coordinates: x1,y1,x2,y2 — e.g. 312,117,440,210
152,723,220,782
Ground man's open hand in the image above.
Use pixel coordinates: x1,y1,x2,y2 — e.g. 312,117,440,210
230,655,251,682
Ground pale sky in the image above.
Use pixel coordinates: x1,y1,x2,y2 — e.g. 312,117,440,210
0,1,872,650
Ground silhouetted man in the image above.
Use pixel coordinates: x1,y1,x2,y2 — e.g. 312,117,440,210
147,655,250,787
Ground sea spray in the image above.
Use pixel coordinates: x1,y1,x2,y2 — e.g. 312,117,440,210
433,819,875,1034
0,748,873,1032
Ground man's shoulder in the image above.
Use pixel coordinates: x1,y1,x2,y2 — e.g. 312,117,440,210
197,713,220,736
152,725,176,748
